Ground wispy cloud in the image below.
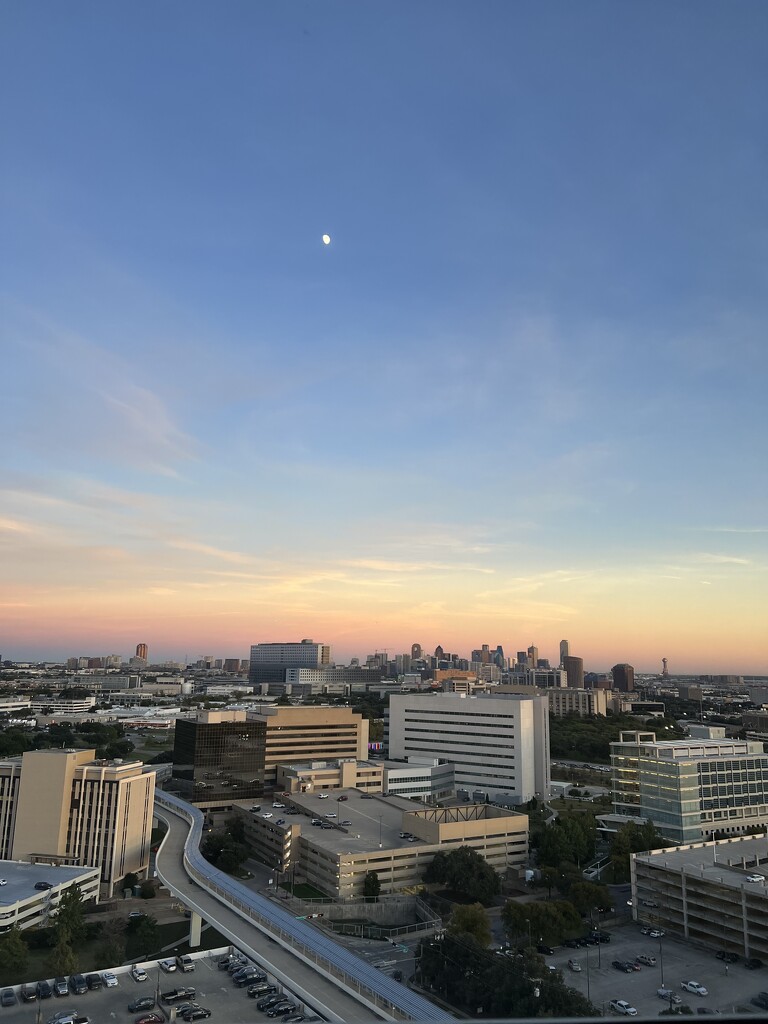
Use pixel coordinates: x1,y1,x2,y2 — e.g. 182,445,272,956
694,553,751,565
343,558,494,575
168,540,256,565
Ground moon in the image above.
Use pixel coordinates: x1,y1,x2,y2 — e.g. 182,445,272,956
322,234,331,245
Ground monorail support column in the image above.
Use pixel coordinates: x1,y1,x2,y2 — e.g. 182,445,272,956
188,911,202,948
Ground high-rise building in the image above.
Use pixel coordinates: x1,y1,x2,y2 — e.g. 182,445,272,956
411,643,423,660
559,640,570,666
0,749,155,896
612,663,635,692
249,639,331,686
387,691,550,804
563,655,585,689
611,731,768,844
135,643,148,661
527,645,539,668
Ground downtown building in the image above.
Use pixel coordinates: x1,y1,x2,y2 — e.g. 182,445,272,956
611,731,768,844
386,691,550,805
249,639,331,687
0,748,155,896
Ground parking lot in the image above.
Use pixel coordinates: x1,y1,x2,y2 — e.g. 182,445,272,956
548,919,764,1016
0,949,323,1024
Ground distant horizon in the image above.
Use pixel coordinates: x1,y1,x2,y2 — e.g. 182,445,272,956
2,637,764,678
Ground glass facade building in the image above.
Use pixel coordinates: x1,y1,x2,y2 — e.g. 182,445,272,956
173,717,267,802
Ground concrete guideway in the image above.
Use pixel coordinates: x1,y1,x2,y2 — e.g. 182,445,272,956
153,790,452,1023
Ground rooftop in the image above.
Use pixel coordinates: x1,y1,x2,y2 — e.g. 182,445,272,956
635,833,768,891
0,860,99,909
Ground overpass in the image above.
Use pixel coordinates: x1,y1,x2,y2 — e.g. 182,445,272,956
153,790,453,1023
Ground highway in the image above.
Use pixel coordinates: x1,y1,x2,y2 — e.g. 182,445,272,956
153,790,452,1024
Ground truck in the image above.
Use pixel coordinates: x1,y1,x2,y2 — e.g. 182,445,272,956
161,987,197,1003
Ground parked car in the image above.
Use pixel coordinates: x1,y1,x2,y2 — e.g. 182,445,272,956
257,995,285,1011
85,974,102,991
128,997,156,1013
267,1001,296,1017
745,958,764,970
341,819,352,825
53,978,69,996
35,881,53,890
182,1009,211,1021
745,874,765,883
681,981,709,996
37,981,53,999
175,955,195,973
658,989,682,1004
649,929,665,938
751,993,768,1010
131,966,148,983
102,972,118,988
21,985,38,1002
135,1015,164,1024
637,954,656,966
608,1001,637,1017
612,960,633,973
567,959,581,972
562,939,579,949
161,987,197,1003
69,976,87,996
641,899,659,908
247,983,277,998
716,951,738,963
159,959,177,973
1,989,17,1007
282,1016,305,1023
536,944,555,955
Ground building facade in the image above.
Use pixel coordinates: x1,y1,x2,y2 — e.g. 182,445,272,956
547,687,608,718
612,663,635,692
611,731,768,844
562,656,584,689
0,749,154,896
249,639,331,686
387,692,550,804
173,711,268,803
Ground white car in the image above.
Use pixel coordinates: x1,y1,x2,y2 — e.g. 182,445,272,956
0,879,6,886
159,958,177,973
608,1000,637,1016
130,965,148,982
681,981,708,996
102,971,118,988
649,929,665,938
272,802,286,809
746,874,766,883
325,812,337,818
568,959,581,972
318,793,328,799
262,812,273,818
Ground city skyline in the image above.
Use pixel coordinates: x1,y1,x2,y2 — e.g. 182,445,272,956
2,4,767,675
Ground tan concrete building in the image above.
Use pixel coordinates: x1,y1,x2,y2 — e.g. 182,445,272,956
234,792,528,899
0,749,155,896
546,687,608,718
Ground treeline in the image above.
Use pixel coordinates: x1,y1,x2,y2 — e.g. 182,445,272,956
548,712,686,763
0,721,134,760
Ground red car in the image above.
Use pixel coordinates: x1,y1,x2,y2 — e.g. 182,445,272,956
136,1015,164,1024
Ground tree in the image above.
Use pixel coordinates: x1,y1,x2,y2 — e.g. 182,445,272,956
129,915,159,958
539,866,559,898
424,851,449,885
121,871,139,892
0,926,29,975
501,898,582,947
568,881,610,917
424,847,500,905
47,925,78,976
363,871,381,902
448,903,491,947
55,884,86,947
99,918,126,967
139,879,157,899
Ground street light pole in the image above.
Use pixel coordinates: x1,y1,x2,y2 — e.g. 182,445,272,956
659,935,664,987
379,815,383,850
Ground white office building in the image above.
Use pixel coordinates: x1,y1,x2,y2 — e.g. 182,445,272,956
386,691,550,805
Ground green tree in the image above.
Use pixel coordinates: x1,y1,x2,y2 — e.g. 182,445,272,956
501,898,582,947
363,871,381,902
121,871,139,892
99,919,126,967
448,903,491,947
55,883,86,947
539,866,559,898
139,879,157,899
424,846,500,905
424,851,449,885
0,926,29,975
129,915,159,957
47,925,78,976
217,842,248,873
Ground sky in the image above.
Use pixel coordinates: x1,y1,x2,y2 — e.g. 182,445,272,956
1,2,767,674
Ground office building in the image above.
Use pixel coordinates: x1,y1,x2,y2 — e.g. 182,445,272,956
547,687,608,718
0,862,100,932
173,706,368,801
249,639,331,686
0,749,155,897
611,731,768,844
173,711,268,803
387,691,550,804
612,663,635,692
559,640,569,666
527,645,539,668
562,655,584,689
135,643,148,661
632,834,768,959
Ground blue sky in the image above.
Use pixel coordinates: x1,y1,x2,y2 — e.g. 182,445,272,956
2,2,767,671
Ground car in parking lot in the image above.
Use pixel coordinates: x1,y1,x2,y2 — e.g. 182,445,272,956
136,1015,164,1024
129,997,156,1013
636,954,656,966
131,965,148,982
102,972,118,988
267,1001,296,1017
567,959,581,972
52,978,69,997
608,1000,637,1016
37,981,53,999
1,989,17,1007
537,944,554,955
159,959,177,973
35,881,53,890
658,988,682,1004
182,1009,211,1021
282,1016,305,1023
649,929,665,938
751,992,768,1010
716,951,738,963
248,983,277,997
641,899,658,908
257,994,285,1011
318,793,328,799
612,960,633,973
681,981,709,996
745,874,765,883
745,957,764,970
86,974,102,991
341,819,352,825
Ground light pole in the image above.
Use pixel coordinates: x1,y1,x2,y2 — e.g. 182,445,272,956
525,918,532,953
659,934,664,987
379,815,383,850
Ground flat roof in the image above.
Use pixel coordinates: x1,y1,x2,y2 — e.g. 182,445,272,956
0,861,99,907
285,790,429,853
635,833,768,890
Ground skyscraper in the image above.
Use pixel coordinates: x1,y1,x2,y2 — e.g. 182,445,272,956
612,663,635,692
527,645,539,668
559,640,570,666
135,643,148,661
411,643,423,660
563,655,584,689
